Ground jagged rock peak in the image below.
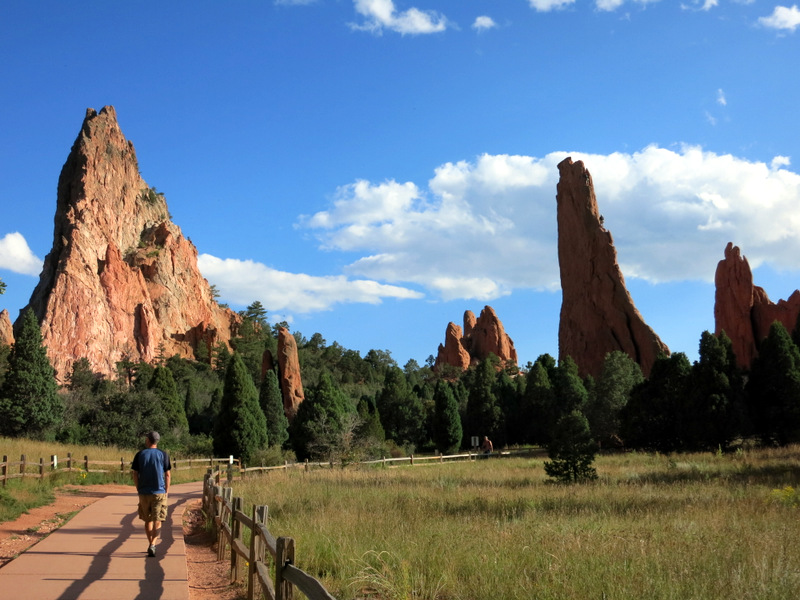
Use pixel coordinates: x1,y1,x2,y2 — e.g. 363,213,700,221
17,106,239,382
556,156,668,378
715,241,800,368
434,305,518,372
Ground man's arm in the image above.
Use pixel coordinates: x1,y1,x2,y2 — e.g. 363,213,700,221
132,470,139,488
164,469,171,495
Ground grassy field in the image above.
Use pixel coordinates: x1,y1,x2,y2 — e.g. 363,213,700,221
231,447,800,600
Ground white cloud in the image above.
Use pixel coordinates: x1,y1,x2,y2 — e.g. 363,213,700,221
596,0,626,10
716,88,727,106
300,147,800,303
0,232,43,276
596,0,661,11
351,0,447,35
274,0,317,5
528,0,576,11
472,16,497,31
197,254,423,313
771,155,791,169
759,5,800,31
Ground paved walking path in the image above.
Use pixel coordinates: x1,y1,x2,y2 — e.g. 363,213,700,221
0,481,202,600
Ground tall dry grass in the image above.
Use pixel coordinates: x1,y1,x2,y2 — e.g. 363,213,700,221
233,447,800,600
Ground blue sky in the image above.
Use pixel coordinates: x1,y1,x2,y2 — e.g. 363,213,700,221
2,0,800,369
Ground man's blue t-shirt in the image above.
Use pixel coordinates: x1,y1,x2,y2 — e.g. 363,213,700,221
131,448,171,494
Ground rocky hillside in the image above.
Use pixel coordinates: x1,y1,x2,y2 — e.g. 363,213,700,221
17,106,239,382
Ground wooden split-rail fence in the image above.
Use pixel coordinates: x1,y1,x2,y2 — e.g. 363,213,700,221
0,454,240,486
203,468,337,600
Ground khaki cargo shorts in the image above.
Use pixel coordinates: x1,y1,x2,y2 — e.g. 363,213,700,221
138,494,168,522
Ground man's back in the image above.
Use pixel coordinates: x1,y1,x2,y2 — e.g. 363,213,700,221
131,447,170,494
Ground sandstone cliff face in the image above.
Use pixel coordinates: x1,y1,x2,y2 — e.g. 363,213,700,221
0,310,13,347
277,327,305,421
435,305,518,372
556,157,669,378
18,106,238,381
714,242,800,368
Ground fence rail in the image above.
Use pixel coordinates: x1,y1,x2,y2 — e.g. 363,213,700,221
204,468,337,600
0,454,241,486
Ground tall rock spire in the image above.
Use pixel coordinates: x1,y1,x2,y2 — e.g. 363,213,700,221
556,157,668,378
19,106,238,381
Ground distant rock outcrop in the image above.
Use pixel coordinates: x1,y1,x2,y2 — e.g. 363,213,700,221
17,106,239,382
714,242,800,368
435,305,518,372
0,309,13,347
556,157,669,378
277,327,305,421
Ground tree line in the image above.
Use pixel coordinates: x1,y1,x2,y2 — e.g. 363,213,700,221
1,300,799,466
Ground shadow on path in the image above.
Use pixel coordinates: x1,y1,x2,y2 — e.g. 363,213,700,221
47,489,195,600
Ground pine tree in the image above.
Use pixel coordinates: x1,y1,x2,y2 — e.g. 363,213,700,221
433,380,462,453
260,369,289,448
213,353,268,463
544,410,598,483
149,365,190,435
585,351,643,446
290,372,357,461
0,309,62,437
521,359,555,445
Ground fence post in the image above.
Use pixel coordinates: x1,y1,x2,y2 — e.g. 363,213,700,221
248,505,267,600
51,455,58,471
121,457,125,474
231,496,243,583
39,457,45,480
67,452,72,471
2,455,6,487
304,459,308,472
20,454,26,479
276,537,295,600
410,454,414,466
84,455,90,473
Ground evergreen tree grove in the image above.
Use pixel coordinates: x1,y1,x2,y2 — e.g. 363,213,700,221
747,322,800,446
0,309,63,437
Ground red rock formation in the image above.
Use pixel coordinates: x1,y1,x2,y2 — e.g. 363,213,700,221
277,327,304,421
18,106,239,381
0,310,13,347
470,306,518,366
714,242,800,368
435,305,517,372
556,157,669,378
435,322,471,371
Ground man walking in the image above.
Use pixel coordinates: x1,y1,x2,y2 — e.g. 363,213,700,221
131,431,171,557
